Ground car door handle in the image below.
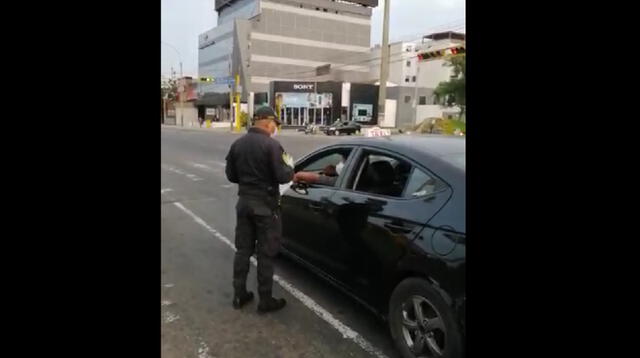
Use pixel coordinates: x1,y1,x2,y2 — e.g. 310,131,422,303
308,203,324,211
384,222,414,233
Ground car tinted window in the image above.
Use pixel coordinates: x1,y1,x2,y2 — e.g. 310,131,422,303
351,153,409,198
297,148,352,187
349,151,446,198
402,167,446,198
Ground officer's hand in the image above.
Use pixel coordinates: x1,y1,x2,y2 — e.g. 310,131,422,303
282,152,294,168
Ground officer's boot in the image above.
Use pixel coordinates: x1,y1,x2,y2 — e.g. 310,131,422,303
232,289,254,309
257,291,286,314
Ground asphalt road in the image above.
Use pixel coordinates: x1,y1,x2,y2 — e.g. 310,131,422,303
161,127,402,358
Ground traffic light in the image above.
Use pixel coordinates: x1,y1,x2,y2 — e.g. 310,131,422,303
199,77,214,83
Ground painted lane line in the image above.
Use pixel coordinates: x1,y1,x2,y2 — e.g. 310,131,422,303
161,300,173,306
221,184,234,189
172,202,389,358
197,341,212,358
164,283,175,288
161,188,174,194
207,160,226,167
191,163,213,170
163,311,180,323
162,164,205,182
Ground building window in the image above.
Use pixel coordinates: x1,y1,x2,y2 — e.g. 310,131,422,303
404,96,411,103
412,76,417,82
419,96,427,105
406,61,411,67
405,76,410,83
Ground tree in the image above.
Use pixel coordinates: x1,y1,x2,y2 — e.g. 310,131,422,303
161,77,179,102
434,54,465,119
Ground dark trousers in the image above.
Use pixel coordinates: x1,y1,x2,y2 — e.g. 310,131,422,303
233,196,282,300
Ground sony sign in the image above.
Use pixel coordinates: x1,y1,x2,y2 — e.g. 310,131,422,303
293,84,314,91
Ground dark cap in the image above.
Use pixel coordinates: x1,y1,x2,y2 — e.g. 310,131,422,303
254,106,281,125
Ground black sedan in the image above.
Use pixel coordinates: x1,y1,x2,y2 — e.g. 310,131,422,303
323,121,362,136
280,135,465,358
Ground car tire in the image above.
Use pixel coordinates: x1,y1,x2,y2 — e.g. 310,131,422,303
389,278,463,358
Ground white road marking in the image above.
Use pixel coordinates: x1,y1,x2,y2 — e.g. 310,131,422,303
173,202,389,358
163,311,180,323
164,283,175,288
161,300,173,306
191,163,213,170
221,184,233,188
161,188,174,194
197,341,212,358
208,160,226,167
162,164,204,182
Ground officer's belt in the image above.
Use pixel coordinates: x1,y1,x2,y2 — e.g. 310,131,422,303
238,184,279,198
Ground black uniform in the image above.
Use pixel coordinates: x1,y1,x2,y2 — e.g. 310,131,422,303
225,127,294,300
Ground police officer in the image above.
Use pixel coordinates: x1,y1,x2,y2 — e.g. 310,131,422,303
225,106,295,313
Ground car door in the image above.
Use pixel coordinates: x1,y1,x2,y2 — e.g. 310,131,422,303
280,146,357,275
324,147,452,307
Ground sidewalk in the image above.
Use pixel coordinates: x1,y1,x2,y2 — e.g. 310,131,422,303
161,124,328,137
161,124,406,137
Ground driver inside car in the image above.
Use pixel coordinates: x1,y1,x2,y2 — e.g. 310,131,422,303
293,160,345,187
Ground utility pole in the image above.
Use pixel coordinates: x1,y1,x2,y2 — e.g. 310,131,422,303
235,73,241,132
377,0,391,127
413,57,421,125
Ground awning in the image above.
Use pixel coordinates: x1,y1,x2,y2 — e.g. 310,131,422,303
195,92,231,106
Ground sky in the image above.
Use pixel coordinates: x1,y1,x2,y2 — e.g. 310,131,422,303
161,0,465,78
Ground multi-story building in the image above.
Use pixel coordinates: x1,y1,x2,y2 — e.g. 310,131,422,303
362,31,465,129
197,0,379,124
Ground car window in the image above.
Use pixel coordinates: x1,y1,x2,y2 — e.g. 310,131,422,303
350,153,409,197
349,151,444,198
296,148,353,187
402,167,446,198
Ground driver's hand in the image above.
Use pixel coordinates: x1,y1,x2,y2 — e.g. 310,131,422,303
323,165,337,176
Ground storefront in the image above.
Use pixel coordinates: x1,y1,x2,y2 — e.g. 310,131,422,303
269,81,343,127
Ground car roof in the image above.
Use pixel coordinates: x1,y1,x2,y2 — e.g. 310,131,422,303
331,134,465,182
338,134,464,160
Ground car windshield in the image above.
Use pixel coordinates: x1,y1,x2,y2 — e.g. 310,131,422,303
442,153,465,170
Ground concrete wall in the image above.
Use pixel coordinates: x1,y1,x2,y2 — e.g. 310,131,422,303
175,103,199,127
387,86,434,129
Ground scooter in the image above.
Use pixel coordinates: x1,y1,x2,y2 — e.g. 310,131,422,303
304,124,318,135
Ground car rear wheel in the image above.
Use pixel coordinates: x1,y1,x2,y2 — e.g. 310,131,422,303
389,278,462,358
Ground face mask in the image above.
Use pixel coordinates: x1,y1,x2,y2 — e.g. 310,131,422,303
271,126,278,137
336,161,344,175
